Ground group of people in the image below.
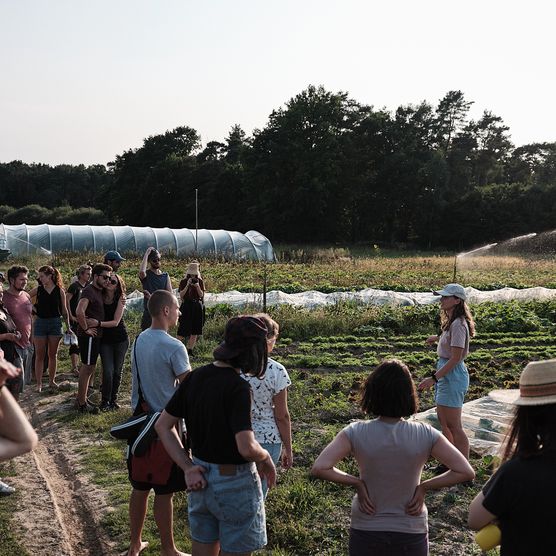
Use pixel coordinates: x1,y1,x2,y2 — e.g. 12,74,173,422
1,265,555,555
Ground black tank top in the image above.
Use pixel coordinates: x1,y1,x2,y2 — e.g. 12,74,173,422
35,285,63,318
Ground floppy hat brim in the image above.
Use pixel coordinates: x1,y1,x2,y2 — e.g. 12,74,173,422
489,389,556,406
213,342,243,360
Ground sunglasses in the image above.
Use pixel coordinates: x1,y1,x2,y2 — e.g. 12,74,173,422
100,274,111,280
108,278,118,285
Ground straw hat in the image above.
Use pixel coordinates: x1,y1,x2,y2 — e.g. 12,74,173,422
489,359,556,406
186,261,200,276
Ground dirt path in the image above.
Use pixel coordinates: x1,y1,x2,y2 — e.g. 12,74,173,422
9,379,116,556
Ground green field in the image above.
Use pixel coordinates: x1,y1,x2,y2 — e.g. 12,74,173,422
1,249,554,555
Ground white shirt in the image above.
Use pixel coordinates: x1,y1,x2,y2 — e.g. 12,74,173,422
241,357,291,444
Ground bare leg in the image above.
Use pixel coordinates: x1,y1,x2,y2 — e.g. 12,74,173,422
186,335,198,350
70,352,80,375
153,493,190,556
437,405,469,459
47,335,62,387
33,337,47,392
128,489,149,556
191,540,220,556
77,364,95,405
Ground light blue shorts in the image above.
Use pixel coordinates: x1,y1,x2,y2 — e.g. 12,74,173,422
435,358,469,408
188,457,266,553
259,442,281,498
34,316,63,337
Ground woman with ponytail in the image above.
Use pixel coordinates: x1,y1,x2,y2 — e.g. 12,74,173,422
28,266,70,392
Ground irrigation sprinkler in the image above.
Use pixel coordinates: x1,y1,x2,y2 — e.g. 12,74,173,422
452,254,458,282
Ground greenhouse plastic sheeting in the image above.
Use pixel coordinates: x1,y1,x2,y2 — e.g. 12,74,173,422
0,224,274,261
413,396,513,456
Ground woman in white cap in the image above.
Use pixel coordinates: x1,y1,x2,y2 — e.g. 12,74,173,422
468,359,556,554
177,261,205,352
418,283,475,462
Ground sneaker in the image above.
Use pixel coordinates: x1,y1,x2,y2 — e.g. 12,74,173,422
0,480,15,496
99,402,111,412
78,402,99,415
110,401,120,410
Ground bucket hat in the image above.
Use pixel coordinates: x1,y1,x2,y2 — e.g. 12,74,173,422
213,316,268,360
186,261,200,276
433,283,467,301
489,359,556,406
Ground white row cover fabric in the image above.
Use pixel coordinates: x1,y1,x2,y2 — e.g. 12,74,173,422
413,396,513,456
124,285,556,311
0,224,274,261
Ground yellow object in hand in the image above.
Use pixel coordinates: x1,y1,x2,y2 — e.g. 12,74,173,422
475,524,501,551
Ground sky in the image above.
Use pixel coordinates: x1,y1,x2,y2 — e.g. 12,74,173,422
1,0,555,166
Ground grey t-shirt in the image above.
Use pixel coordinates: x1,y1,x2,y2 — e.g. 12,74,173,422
437,316,469,359
343,419,441,534
131,328,190,412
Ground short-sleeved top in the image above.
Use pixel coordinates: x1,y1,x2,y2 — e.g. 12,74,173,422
343,419,441,533
131,328,190,412
241,358,291,444
166,363,253,464
178,277,205,302
2,290,32,348
67,280,86,317
482,453,556,555
101,296,128,344
35,285,63,319
141,270,169,310
437,316,469,359
77,284,105,338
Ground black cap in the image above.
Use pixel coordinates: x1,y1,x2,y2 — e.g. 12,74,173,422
213,316,268,360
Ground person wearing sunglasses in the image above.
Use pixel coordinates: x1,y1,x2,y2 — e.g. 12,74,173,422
138,247,173,331
75,263,113,413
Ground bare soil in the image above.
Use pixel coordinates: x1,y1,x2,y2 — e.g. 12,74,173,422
9,378,116,556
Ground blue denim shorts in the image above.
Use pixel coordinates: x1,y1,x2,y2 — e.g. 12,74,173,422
188,457,266,553
34,316,63,337
259,442,281,498
435,358,469,408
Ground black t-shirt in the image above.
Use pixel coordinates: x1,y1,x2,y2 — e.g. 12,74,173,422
101,297,128,344
165,363,252,464
482,452,556,555
0,306,18,363
67,281,85,318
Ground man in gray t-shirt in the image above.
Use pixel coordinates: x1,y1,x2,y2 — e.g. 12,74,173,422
128,289,190,556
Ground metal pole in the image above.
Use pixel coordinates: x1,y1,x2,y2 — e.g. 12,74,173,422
195,188,198,252
453,255,458,282
262,257,267,313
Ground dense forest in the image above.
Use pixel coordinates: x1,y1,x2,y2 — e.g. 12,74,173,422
1,86,555,249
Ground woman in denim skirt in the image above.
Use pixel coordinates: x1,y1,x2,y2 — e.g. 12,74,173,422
28,266,70,392
156,316,276,556
418,283,475,462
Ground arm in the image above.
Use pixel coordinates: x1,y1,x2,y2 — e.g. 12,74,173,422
273,388,293,469
0,359,38,461
235,430,276,489
59,288,71,330
155,410,207,490
468,491,497,530
76,298,96,337
66,290,76,322
419,346,464,390
311,431,374,514
93,300,125,329
179,280,191,301
138,247,153,281
166,274,173,293
405,434,475,515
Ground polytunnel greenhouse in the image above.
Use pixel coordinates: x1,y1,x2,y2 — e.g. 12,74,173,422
0,224,275,261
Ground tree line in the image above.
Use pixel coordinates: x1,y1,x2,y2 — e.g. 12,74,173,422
2,86,555,249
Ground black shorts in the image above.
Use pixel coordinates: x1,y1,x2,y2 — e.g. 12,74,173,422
78,335,101,366
127,452,186,495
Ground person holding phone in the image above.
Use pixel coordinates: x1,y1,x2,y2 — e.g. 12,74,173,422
177,261,205,352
